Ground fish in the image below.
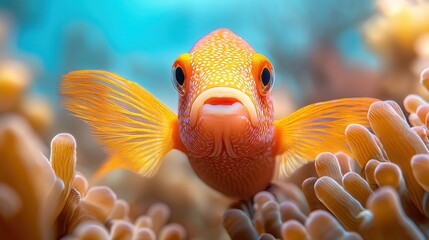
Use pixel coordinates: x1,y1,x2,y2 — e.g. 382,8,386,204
60,28,378,199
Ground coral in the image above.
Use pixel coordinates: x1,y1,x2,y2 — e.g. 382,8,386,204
109,154,231,240
0,15,53,134
411,154,429,192
345,124,386,169
222,67,429,239
0,58,53,133
223,209,259,240
0,60,31,112
0,115,57,240
306,210,362,240
364,0,429,102
314,176,367,232
361,187,424,240
6,66,429,240
0,114,186,240
342,172,372,206
4,48,429,240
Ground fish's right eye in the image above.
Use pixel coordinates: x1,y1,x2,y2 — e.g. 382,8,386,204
174,67,185,86
171,66,186,95
171,53,191,96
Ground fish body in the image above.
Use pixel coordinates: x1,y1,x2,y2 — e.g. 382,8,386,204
61,28,377,199
177,30,276,197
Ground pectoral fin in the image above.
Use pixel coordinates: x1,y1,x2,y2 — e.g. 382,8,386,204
274,98,378,178
61,70,184,177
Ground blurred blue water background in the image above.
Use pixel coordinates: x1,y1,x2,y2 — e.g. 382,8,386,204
0,0,377,110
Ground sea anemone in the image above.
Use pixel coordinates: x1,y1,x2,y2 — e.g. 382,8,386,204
0,114,186,240
0,58,53,133
364,0,429,101
222,68,429,239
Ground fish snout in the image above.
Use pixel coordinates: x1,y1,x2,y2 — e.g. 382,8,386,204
189,87,257,127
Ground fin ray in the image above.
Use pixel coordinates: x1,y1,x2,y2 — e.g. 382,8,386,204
274,98,378,178
61,70,179,177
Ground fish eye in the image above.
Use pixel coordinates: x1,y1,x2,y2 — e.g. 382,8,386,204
175,66,185,86
259,66,274,95
261,67,271,86
171,66,185,95
252,53,275,96
171,53,191,96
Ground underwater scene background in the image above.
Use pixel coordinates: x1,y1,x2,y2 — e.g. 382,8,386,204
2,0,429,239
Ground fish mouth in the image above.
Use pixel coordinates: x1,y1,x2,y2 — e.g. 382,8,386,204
190,87,257,127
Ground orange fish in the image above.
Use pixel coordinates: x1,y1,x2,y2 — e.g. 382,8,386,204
61,28,377,199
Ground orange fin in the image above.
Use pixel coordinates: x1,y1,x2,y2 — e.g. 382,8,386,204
274,97,378,178
91,154,124,181
61,70,180,177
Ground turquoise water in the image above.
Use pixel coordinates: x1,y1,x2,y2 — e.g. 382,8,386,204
0,0,376,109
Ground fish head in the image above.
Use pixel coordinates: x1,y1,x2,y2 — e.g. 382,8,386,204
171,28,275,155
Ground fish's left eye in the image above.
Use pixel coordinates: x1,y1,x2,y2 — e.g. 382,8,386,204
259,67,274,95
261,67,272,87
252,53,275,96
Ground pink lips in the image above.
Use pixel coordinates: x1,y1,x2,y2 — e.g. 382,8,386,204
204,97,240,106
189,87,258,127
198,97,250,121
